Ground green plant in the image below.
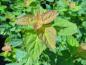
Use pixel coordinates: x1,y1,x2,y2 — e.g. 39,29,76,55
0,0,86,65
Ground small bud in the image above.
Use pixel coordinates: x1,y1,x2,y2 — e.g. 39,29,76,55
2,44,11,52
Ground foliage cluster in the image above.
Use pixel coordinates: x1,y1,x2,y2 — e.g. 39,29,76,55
0,0,86,65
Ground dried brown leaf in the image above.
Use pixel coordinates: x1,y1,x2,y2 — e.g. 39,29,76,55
80,43,86,51
16,10,58,30
16,15,34,25
33,13,43,29
2,44,11,52
42,10,58,24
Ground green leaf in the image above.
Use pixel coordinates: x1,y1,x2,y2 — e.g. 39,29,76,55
81,59,86,65
54,17,78,35
6,63,22,65
15,49,27,62
66,36,79,55
23,32,46,65
44,27,56,50
0,5,6,12
82,21,86,28
46,0,54,2
58,27,77,36
8,38,23,47
67,36,79,47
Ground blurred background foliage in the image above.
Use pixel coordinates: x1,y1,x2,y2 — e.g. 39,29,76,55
0,0,86,65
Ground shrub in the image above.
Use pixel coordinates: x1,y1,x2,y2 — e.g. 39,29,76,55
0,0,86,65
